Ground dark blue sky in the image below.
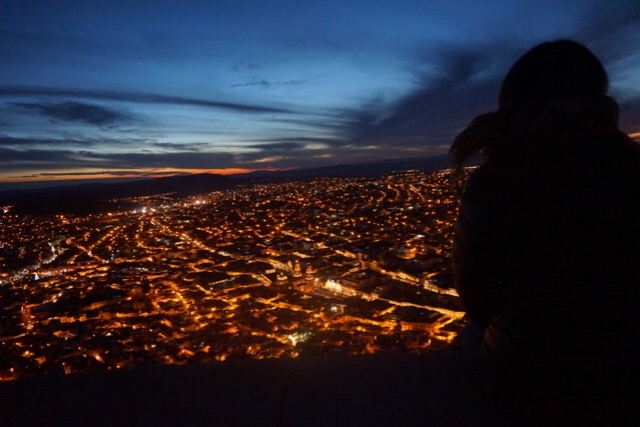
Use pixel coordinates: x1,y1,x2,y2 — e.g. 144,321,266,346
1,1,639,183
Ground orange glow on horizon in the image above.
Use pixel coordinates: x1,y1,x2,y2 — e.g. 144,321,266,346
0,167,297,184
629,131,640,141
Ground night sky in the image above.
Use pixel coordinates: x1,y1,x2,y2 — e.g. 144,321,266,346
2,1,639,185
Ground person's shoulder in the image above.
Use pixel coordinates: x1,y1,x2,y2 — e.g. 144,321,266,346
465,164,500,190
461,166,491,202
459,164,513,217
592,130,640,177
463,161,518,199
616,131,640,160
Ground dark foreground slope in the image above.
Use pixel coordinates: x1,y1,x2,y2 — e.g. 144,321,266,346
0,351,498,427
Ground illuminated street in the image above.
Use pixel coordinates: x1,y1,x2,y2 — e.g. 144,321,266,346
0,169,464,380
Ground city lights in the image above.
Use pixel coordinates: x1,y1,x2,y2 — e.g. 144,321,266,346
0,169,463,380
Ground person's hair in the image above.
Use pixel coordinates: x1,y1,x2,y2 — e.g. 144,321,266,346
450,40,609,179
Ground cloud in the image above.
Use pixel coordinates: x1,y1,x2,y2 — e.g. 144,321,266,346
230,78,307,88
339,16,640,153
0,135,78,147
233,141,447,170
339,23,636,152
249,155,287,164
0,147,78,166
11,101,131,126
0,134,151,148
0,86,291,114
248,141,305,150
246,136,352,152
76,151,238,170
19,170,182,179
341,43,510,151
260,114,364,136
576,2,640,63
0,144,237,171
151,142,210,151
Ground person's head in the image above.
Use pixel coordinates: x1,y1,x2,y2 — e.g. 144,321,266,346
499,40,608,112
450,40,610,179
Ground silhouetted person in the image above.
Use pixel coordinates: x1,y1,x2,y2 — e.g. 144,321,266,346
451,40,640,425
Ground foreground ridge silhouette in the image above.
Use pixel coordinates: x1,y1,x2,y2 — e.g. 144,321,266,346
1,352,501,427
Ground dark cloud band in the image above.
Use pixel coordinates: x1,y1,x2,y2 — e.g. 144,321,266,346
11,101,131,126
0,86,291,114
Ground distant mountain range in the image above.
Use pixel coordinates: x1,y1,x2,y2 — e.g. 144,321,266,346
0,155,450,215
241,154,450,180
